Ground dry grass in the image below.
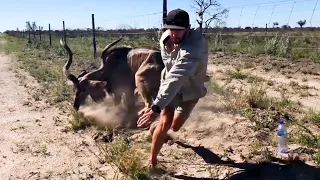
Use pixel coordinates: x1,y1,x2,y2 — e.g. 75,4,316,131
67,109,92,131
4,32,320,176
243,141,274,163
226,69,265,83
94,136,151,180
207,77,320,165
209,31,320,60
302,110,320,127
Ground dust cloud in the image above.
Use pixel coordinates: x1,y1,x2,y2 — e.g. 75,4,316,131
79,101,140,129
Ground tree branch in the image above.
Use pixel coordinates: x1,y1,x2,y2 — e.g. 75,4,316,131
195,0,203,7
191,0,228,32
196,20,202,25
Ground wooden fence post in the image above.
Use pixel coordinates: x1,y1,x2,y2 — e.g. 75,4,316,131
39,26,42,41
49,23,52,47
265,23,268,33
92,14,97,59
28,29,31,43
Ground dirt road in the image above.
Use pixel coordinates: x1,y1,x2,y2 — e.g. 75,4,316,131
0,39,112,180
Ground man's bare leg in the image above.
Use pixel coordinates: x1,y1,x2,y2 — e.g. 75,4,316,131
149,106,175,166
149,109,192,166
171,99,198,131
171,112,189,132
149,99,198,166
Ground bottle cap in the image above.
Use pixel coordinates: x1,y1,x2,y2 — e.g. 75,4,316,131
279,120,284,124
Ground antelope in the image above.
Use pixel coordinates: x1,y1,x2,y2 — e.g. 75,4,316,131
60,38,164,115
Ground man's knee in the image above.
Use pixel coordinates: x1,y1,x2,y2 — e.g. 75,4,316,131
149,106,175,135
170,99,198,132
161,106,175,116
171,112,189,132
160,107,175,127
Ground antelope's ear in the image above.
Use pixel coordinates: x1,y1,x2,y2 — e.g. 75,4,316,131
88,80,107,88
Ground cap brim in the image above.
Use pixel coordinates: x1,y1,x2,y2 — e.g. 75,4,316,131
163,24,186,30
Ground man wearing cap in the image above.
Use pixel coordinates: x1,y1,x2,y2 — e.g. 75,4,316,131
137,8,208,167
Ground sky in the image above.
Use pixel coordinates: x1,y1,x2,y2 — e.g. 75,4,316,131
0,0,320,32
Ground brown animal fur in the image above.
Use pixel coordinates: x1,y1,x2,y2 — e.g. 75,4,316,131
60,38,164,114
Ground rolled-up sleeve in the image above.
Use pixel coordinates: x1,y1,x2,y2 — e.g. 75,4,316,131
153,47,201,109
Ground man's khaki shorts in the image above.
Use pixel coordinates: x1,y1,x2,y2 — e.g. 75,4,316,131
149,94,199,134
167,93,199,120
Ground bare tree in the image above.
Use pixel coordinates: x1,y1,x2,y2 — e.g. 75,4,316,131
297,20,306,30
25,21,32,31
32,22,37,31
273,22,279,28
25,21,37,39
192,0,228,33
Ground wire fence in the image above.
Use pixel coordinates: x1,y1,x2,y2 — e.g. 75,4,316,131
193,0,320,29
4,0,320,59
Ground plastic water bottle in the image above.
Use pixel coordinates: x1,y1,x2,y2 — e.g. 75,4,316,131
277,120,289,153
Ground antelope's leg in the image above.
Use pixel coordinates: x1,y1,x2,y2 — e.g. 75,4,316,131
137,83,152,115
135,75,153,115
135,57,160,116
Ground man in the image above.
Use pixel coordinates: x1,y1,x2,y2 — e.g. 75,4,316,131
137,8,209,167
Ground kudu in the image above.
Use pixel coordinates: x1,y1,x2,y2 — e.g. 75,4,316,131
60,38,164,113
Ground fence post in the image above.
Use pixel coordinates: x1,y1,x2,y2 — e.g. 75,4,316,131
92,14,97,59
265,23,268,34
39,26,42,41
63,21,67,44
49,23,52,47
163,0,167,26
28,29,31,43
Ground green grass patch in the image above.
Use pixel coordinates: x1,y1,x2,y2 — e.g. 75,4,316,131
302,110,320,127
226,69,265,83
96,136,151,180
207,32,320,61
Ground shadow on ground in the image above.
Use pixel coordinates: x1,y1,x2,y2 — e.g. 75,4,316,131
171,141,320,180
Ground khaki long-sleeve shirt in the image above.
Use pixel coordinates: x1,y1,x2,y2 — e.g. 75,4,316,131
153,29,209,109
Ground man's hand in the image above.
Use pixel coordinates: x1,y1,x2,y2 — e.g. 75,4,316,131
137,108,158,128
138,107,149,116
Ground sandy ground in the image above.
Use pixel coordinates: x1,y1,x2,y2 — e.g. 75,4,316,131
206,54,320,112
0,37,319,179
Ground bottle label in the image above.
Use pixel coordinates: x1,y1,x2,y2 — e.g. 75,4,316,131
277,130,287,136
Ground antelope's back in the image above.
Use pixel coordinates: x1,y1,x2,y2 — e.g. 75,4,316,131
128,47,164,91
127,47,163,74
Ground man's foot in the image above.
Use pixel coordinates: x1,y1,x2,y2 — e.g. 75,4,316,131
148,156,158,168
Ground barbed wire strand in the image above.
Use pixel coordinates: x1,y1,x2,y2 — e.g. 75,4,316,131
17,0,320,31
